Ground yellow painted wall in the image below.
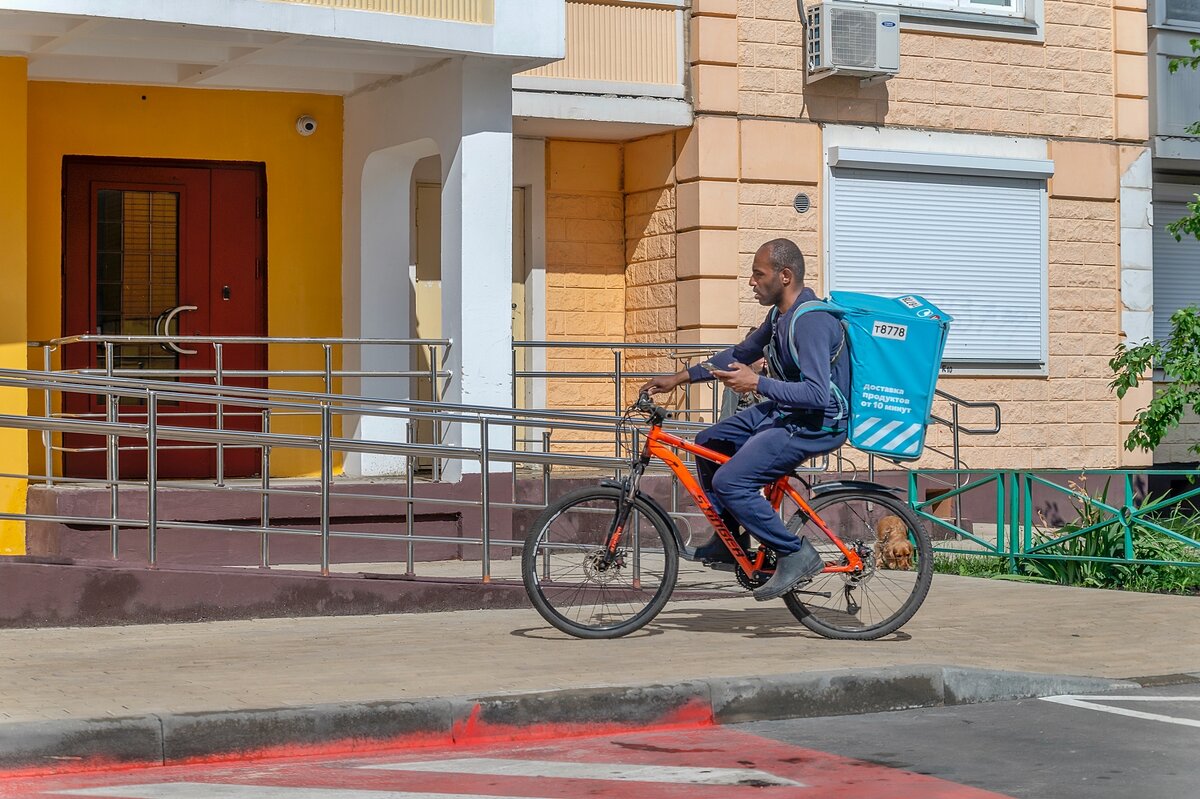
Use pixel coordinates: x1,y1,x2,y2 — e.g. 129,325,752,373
545,139,625,424
26,81,344,479
0,58,29,555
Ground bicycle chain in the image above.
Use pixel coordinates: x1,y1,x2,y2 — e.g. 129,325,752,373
734,550,776,591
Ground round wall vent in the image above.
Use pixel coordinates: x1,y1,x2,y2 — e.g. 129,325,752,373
793,193,811,214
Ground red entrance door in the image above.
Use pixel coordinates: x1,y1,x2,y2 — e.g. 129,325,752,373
62,158,267,479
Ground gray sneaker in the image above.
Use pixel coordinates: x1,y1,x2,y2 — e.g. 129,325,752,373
752,538,823,601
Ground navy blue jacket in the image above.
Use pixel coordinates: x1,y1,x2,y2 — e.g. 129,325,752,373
686,287,851,432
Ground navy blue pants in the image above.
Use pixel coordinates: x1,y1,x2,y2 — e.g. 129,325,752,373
695,401,846,556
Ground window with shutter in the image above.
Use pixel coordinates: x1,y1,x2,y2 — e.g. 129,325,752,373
828,154,1048,369
1152,197,1200,341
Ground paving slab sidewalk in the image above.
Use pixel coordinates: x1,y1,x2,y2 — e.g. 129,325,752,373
0,575,1195,771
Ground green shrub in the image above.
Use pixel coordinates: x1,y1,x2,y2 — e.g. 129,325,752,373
933,554,1008,578
931,480,1200,595
1019,481,1200,594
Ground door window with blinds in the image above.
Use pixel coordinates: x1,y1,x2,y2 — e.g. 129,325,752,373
828,155,1049,369
96,189,180,375
1152,189,1200,341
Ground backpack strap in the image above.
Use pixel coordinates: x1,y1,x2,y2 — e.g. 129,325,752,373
781,300,849,433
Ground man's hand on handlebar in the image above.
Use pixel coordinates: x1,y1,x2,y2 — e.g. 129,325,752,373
639,371,688,396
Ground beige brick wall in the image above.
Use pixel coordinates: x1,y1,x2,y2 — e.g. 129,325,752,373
736,0,1115,139
737,182,821,330
728,181,1125,470
543,135,685,431
923,197,1122,470
624,132,680,414
545,140,627,415
625,186,676,345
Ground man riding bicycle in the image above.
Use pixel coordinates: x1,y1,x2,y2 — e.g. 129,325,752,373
640,238,850,601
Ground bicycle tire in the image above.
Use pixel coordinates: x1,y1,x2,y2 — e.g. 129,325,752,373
522,485,680,639
782,489,932,640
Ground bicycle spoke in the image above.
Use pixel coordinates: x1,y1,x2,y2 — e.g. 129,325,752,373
784,491,932,639
523,489,677,637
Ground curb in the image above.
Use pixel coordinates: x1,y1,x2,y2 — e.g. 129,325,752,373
0,665,1137,776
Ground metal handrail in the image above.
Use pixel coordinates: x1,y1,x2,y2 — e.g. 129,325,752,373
0,368,646,577
511,340,1002,467
511,339,1005,528
42,335,453,347
2,333,1006,580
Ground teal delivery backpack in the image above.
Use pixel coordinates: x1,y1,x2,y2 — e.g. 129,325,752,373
791,292,952,461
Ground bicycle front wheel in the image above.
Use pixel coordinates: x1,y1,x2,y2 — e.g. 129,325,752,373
782,489,932,640
522,486,679,639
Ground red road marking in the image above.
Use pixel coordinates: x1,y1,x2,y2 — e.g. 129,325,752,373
1,727,1014,799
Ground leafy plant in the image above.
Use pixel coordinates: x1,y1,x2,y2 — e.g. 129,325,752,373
1110,306,1200,456
1108,39,1200,455
931,479,1200,594
1167,40,1200,242
1020,479,1121,587
933,554,1008,578
1021,482,1200,594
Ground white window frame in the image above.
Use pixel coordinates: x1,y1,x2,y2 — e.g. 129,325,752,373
1155,0,1200,31
846,0,1026,20
823,146,1053,376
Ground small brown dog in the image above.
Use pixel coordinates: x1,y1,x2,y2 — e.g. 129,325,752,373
875,515,914,570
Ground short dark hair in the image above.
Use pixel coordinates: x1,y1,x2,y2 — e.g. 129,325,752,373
762,238,805,281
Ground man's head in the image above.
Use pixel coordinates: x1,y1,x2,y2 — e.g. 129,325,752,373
749,238,805,307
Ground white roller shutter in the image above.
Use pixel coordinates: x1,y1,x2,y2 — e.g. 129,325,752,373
829,167,1047,366
1153,199,1200,342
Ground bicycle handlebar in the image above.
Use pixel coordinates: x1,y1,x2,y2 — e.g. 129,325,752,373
633,391,670,425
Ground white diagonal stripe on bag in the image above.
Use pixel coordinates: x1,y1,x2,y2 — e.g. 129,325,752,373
903,437,921,455
882,423,923,453
853,416,881,438
364,758,803,787
861,419,903,448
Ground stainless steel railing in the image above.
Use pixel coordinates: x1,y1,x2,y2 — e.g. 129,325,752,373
33,334,454,484
1,366,682,578
512,339,1001,466
512,339,1003,527
2,335,1003,578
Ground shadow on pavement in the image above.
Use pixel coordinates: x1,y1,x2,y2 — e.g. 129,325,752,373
647,606,914,641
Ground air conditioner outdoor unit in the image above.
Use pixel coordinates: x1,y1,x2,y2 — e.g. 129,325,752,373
806,1,900,83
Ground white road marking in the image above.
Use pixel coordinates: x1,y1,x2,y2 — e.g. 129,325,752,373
1041,695,1200,728
363,757,803,787
59,785,551,799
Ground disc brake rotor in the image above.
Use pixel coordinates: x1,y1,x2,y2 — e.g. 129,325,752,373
583,549,625,584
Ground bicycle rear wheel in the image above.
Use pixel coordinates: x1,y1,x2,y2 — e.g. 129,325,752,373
782,489,932,640
522,486,679,639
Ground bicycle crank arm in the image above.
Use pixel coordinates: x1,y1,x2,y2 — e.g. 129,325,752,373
790,589,833,598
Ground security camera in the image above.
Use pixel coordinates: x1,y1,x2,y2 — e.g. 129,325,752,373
296,115,318,136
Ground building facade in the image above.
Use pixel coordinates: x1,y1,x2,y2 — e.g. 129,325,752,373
0,0,1192,555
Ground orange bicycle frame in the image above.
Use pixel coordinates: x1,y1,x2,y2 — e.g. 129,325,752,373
642,423,865,576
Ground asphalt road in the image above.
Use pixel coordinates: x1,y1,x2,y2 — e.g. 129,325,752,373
2,723,1016,798
6,681,1199,799
741,680,1200,799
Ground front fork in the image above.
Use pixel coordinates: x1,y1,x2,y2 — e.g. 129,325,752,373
604,454,649,560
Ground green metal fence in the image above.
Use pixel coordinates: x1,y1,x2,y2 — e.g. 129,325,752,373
907,469,1200,569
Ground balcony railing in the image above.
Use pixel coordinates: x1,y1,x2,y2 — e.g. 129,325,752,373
516,0,685,98
265,0,494,23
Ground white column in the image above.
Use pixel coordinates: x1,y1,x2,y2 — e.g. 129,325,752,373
347,142,437,476
439,57,516,477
